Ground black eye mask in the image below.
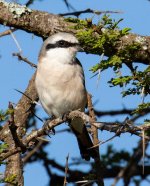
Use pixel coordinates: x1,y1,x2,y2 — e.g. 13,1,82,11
46,40,80,50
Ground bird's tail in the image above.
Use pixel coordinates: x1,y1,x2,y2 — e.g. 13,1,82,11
70,118,98,161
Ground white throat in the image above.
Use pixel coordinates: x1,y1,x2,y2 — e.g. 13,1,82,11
45,47,76,65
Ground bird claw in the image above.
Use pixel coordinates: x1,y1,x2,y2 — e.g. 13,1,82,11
62,111,70,121
43,118,55,136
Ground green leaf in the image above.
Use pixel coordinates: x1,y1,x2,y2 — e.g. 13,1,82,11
4,174,17,184
133,102,150,114
0,143,8,153
109,76,132,87
120,27,131,35
90,55,122,72
0,108,14,122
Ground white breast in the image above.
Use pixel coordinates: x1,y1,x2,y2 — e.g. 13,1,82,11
35,57,87,118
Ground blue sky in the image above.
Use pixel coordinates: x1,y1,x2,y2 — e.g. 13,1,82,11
0,0,150,186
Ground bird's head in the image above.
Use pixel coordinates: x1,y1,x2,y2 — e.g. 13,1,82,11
39,32,83,64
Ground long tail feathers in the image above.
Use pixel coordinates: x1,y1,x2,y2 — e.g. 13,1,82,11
70,118,98,161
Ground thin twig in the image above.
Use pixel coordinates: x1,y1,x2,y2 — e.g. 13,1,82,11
59,8,122,16
142,129,145,175
81,180,97,186
89,120,130,149
76,180,97,186
89,133,118,149
10,30,22,53
15,89,33,101
92,121,150,140
12,52,37,68
23,141,45,163
96,53,104,88
15,88,40,107
63,153,69,186
15,88,43,122
0,28,16,37
63,0,76,11
0,148,21,162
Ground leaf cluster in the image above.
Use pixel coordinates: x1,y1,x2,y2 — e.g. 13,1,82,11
133,103,150,115
0,144,8,168
66,15,131,54
110,67,150,95
0,143,8,154
0,108,14,122
0,174,17,185
66,15,150,120
109,66,150,114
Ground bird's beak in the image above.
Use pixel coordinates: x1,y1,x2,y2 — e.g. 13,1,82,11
77,45,84,52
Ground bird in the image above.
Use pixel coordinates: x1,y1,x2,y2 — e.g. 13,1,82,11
35,32,98,161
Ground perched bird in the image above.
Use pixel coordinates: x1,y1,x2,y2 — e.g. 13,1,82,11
35,32,98,160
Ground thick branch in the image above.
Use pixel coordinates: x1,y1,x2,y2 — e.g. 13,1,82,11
1,110,150,162
14,72,38,136
0,72,38,186
0,1,150,64
0,0,72,38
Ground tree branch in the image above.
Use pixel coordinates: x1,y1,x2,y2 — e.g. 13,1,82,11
87,93,104,186
0,72,38,185
93,121,150,140
63,154,69,186
112,139,149,186
0,28,16,37
0,1,150,64
12,52,37,68
59,8,122,17
0,0,72,38
1,110,150,163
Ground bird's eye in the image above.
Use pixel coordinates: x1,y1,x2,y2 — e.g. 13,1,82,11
58,40,66,46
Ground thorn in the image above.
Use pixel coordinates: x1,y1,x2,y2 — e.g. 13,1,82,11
14,89,32,101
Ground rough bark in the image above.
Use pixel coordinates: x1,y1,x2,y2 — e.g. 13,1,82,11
0,0,72,37
0,72,38,186
0,0,150,64
87,94,104,186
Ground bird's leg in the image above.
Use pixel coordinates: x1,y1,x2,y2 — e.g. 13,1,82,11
43,116,55,136
62,111,71,124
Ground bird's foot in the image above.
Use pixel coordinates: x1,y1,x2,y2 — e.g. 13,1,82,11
62,111,70,121
43,117,55,136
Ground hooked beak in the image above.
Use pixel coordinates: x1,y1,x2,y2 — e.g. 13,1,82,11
77,44,84,52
